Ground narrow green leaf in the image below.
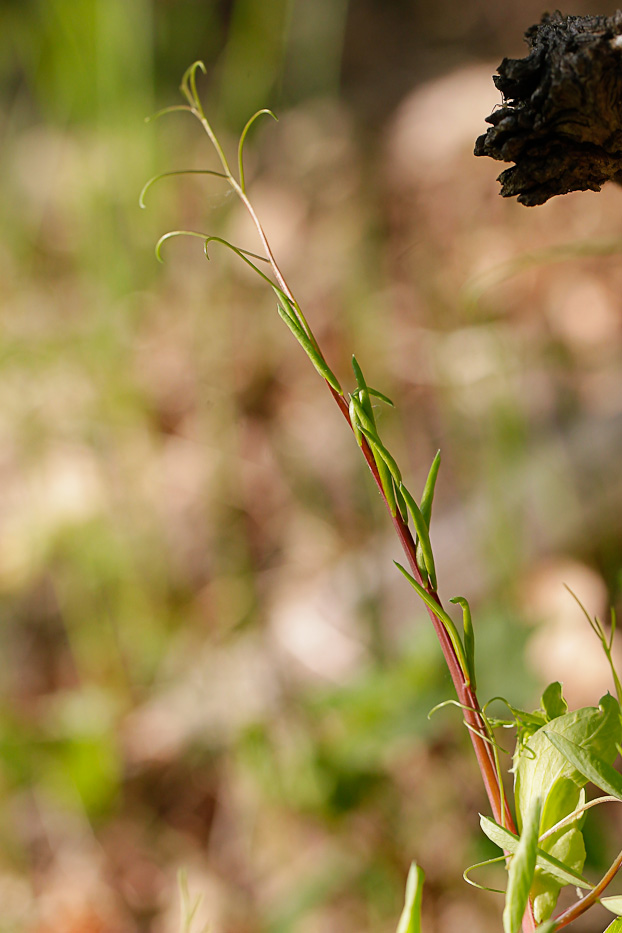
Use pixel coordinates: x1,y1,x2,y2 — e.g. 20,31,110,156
415,539,428,583
503,796,542,933
604,918,622,932
399,484,437,590
396,862,424,933
544,730,622,800
395,483,409,524
451,597,476,690
367,387,395,406
350,397,402,484
420,450,441,528
541,683,568,722
351,356,375,422
352,356,377,431
276,302,342,394
394,562,469,681
375,453,398,516
479,815,592,890
602,896,622,916
348,397,364,447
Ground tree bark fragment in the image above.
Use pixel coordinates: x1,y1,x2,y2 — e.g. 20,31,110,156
475,11,622,205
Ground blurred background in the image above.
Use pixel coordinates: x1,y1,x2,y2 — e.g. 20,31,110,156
2,1,622,931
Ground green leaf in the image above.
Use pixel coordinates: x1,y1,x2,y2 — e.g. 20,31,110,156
544,730,622,800
541,683,568,722
604,918,622,933
395,483,409,524
350,396,401,478
276,300,342,394
479,816,592,890
398,484,437,590
602,896,622,916
503,796,541,933
367,387,395,406
420,451,441,528
374,450,398,516
514,694,621,921
450,596,476,690
394,562,469,683
351,356,375,424
396,863,425,933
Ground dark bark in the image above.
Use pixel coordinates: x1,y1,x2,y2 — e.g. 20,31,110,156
474,11,622,205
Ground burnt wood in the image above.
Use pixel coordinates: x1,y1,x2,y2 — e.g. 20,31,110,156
475,11,622,205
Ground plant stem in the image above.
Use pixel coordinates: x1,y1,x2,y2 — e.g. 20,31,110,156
552,846,622,929
329,384,537,932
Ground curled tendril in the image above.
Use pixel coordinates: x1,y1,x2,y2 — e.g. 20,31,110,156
145,104,194,123
180,60,207,112
139,170,229,209
539,795,621,844
155,230,211,263
238,109,278,193
154,230,271,272
463,855,507,894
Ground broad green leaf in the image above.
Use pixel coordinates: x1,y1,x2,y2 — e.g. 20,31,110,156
514,694,621,921
541,683,568,722
503,796,541,933
604,918,622,932
396,862,424,933
479,816,591,890
602,896,622,916
515,696,621,829
544,731,622,800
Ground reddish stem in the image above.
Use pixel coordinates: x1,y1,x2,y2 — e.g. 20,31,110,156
328,384,536,932
553,846,622,928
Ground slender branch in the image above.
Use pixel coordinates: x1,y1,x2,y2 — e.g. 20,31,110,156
553,846,622,928
159,77,536,932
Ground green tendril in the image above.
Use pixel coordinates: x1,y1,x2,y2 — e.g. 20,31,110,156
238,109,278,193
140,169,229,208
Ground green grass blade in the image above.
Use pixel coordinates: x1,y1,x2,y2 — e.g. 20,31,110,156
396,863,425,933
503,796,541,933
